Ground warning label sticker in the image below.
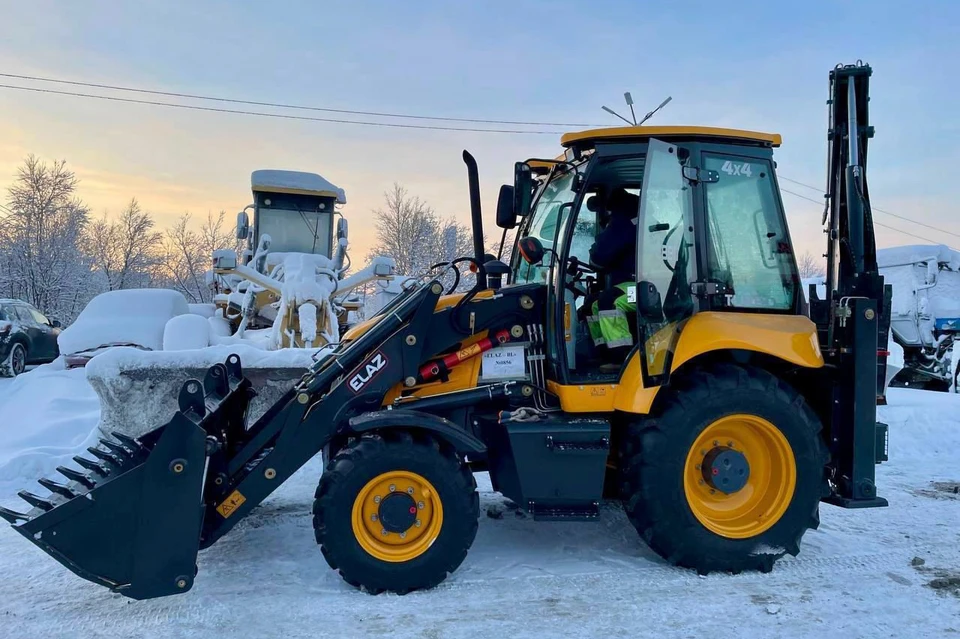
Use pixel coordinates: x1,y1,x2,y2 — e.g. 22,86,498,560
216,490,247,518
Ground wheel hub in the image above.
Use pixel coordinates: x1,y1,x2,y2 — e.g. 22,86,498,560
702,447,750,494
378,493,418,533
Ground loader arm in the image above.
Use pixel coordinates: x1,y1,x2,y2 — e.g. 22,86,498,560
1,276,546,598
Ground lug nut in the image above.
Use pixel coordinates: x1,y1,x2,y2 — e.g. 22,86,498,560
407,487,414,494
400,532,407,539
389,484,396,492
381,529,389,536
415,520,422,527
418,501,425,509
374,495,381,504
371,514,378,522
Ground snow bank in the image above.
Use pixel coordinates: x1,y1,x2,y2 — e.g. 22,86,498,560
57,289,189,355
0,361,100,487
163,314,211,351
251,169,347,204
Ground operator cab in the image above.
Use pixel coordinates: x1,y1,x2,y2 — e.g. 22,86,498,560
497,126,802,385
236,169,347,262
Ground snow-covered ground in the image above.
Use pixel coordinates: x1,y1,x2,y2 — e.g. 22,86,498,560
0,370,958,638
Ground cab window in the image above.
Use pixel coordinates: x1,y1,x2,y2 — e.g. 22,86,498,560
703,154,797,310
512,168,577,285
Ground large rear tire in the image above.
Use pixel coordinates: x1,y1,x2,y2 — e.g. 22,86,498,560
620,364,828,574
313,431,478,594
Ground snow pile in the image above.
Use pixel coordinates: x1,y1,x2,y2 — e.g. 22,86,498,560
57,289,189,355
0,360,100,486
162,314,211,351
188,303,217,318
251,169,347,204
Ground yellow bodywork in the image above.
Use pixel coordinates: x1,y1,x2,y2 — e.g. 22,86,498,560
550,312,823,414
341,290,496,343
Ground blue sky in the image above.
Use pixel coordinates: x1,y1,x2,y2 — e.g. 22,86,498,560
0,0,957,258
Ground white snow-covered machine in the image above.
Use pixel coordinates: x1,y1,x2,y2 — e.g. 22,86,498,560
879,244,960,391
212,170,396,348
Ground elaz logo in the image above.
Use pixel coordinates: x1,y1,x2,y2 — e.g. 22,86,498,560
349,352,388,393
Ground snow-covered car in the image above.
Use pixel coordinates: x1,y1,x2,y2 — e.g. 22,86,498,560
0,299,62,377
58,289,189,368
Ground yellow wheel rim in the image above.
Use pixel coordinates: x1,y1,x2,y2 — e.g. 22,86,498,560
351,470,443,562
683,414,796,539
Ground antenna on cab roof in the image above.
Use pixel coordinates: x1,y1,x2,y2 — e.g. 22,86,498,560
601,94,673,126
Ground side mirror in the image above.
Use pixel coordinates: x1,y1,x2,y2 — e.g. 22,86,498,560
637,281,664,323
513,162,533,217
517,236,545,265
236,211,250,240
496,184,517,229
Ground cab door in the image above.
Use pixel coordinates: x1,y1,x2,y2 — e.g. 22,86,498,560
635,139,698,386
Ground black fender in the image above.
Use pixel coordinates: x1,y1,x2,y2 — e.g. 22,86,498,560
347,409,486,455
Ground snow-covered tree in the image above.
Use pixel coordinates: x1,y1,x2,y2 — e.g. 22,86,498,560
797,251,826,279
86,198,163,290
368,184,474,276
154,211,238,303
0,156,96,322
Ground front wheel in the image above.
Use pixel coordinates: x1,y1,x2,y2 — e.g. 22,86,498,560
620,364,828,574
313,431,479,594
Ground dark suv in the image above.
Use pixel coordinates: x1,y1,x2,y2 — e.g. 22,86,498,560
0,299,61,377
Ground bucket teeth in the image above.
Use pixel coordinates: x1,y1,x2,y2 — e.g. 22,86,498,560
57,466,95,489
73,456,107,476
100,439,135,459
110,431,145,453
87,447,122,468
18,491,54,511
0,506,29,524
38,477,79,498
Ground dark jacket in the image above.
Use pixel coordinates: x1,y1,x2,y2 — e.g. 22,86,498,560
589,215,636,284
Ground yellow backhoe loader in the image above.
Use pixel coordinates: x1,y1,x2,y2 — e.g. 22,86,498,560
2,62,890,599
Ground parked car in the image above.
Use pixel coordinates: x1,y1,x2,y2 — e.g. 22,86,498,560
58,289,189,368
0,299,62,377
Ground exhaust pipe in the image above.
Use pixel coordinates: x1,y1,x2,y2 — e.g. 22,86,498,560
462,150,486,267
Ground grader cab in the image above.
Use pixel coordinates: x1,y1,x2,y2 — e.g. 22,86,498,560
2,62,888,599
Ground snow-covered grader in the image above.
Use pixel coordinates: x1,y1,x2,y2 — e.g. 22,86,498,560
212,169,396,349
2,63,890,599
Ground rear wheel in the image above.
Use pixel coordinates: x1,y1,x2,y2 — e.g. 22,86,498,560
1,343,26,377
313,431,478,594
620,364,828,574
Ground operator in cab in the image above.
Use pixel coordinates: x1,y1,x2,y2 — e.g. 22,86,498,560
586,187,639,365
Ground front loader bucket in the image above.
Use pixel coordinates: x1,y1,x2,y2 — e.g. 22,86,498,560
0,356,250,600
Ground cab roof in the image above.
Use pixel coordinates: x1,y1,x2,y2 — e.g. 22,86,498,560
251,170,347,204
560,126,782,149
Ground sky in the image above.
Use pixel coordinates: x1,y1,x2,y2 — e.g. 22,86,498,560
0,0,957,262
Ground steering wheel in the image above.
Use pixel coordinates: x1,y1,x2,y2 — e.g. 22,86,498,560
564,256,596,297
